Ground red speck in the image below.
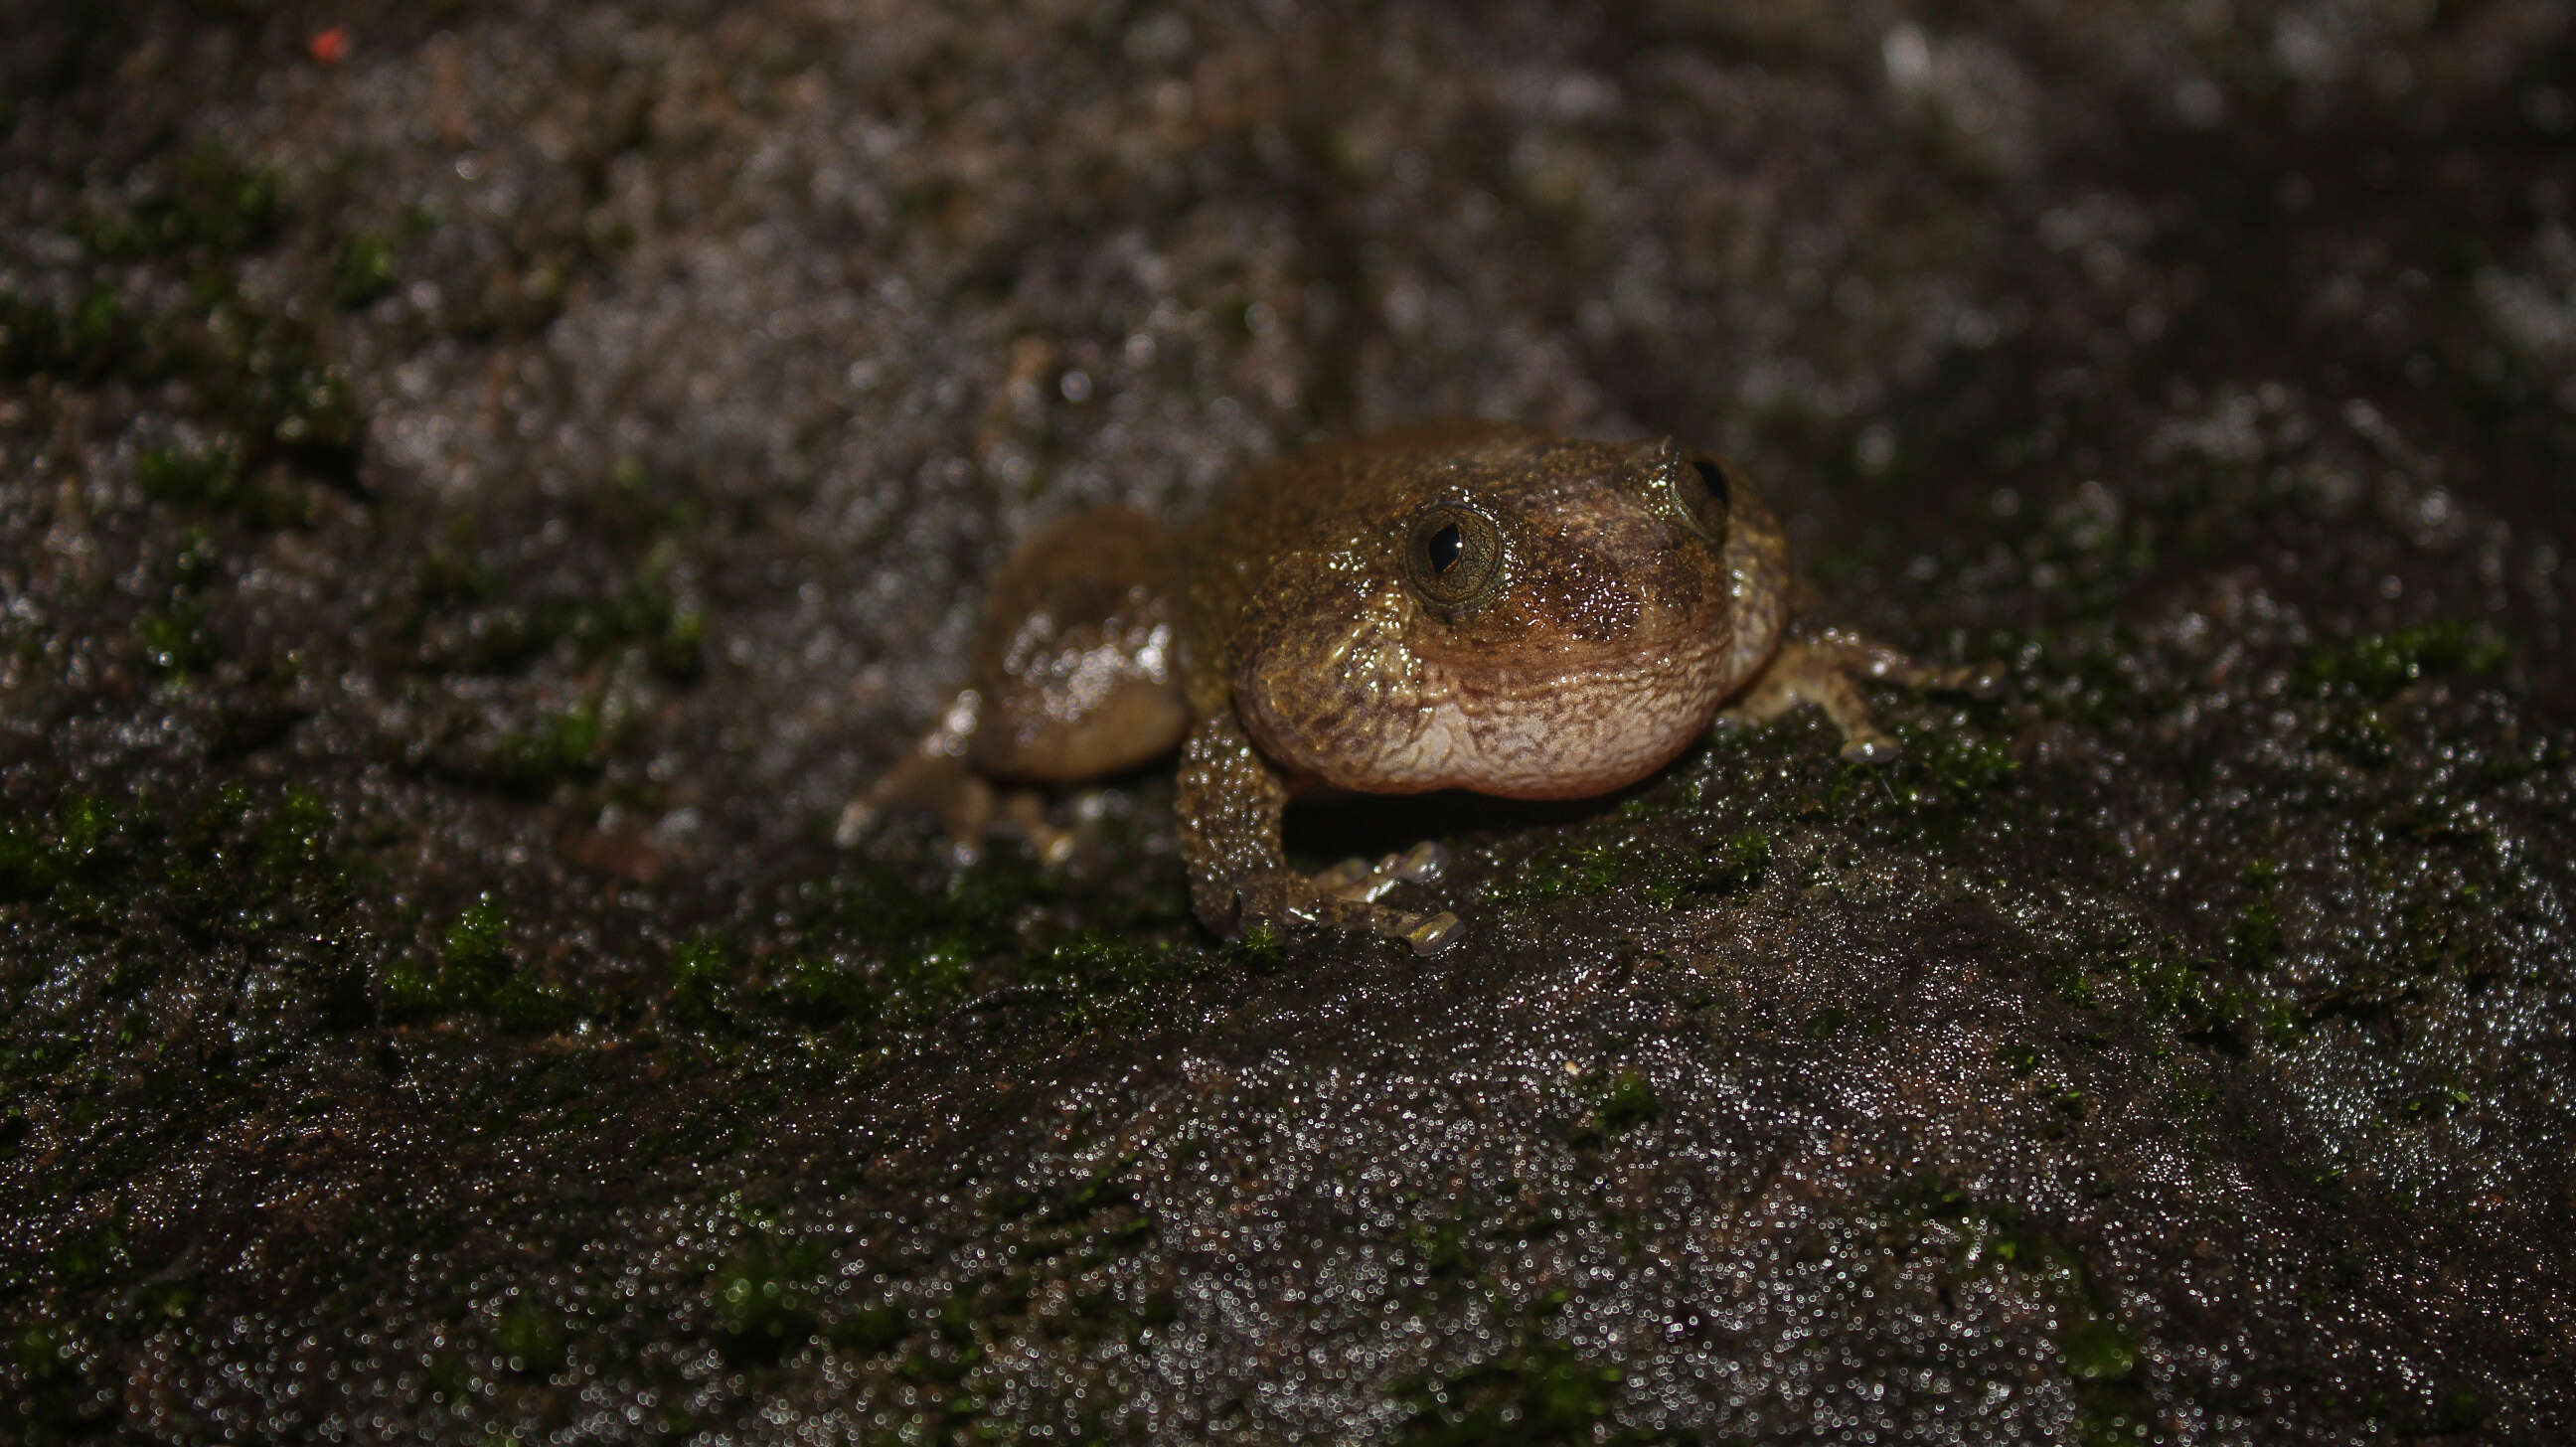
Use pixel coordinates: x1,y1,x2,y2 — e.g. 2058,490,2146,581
309,26,350,65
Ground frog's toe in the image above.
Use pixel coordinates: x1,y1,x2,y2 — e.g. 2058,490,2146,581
1311,841,1455,904
1227,869,1469,955
832,799,882,849
996,790,1080,868
1951,663,2006,699
1391,840,1451,884
1311,856,1377,896
1839,730,1900,765
1405,910,1466,956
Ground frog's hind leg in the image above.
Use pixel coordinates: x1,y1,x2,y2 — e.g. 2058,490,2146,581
1722,626,1996,763
843,505,1189,866
836,688,998,860
835,688,1090,867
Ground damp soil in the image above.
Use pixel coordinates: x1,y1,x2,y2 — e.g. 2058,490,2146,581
4,2,2574,1443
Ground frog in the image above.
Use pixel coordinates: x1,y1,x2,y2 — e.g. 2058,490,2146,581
843,421,1985,955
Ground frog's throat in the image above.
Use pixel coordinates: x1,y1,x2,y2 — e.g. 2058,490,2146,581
1234,591,1737,800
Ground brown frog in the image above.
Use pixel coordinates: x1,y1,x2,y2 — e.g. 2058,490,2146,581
846,421,1980,954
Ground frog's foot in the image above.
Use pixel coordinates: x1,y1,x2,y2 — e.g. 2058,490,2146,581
997,790,1081,868
840,690,983,849
1723,629,1997,763
837,760,1081,868
837,747,990,860
1310,840,1453,903
838,689,1082,867
1231,856,1466,957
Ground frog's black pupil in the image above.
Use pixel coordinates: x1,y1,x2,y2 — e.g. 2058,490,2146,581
1690,457,1729,508
1427,522,1464,573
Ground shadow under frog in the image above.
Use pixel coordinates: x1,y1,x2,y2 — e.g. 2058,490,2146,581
845,421,1982,955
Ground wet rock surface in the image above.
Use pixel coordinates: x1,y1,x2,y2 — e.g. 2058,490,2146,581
4,1,2574,1441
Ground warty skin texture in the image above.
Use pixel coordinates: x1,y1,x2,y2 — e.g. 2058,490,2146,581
856,421,1957,953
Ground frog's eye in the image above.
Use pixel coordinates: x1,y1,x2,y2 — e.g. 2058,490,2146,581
1659,451,1733,546
1405,503,1505,610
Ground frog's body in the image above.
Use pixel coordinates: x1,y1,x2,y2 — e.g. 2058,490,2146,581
850,422,1976,953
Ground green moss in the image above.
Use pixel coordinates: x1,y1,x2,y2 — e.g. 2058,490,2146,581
441,894,512,1002
2062,1318,2138,1380
257,789,333,875
1702,830,1770,895
1819,718,2018,824
1047,928,1155,983
136,439,318,528
2043,959,2097,1007
1581,1069,1659,1140
658,607,710,678
1885,1187,2156,1438
489,974,577,1033
1903,723,2018,802
417,579,706,680
332,232,399,308
80,143,285,260
2122,956,2205,1020
69,283,126,359
46,1223,124,1287
22,144,372,486
135,441,237,505
135,603,215,678
1497,828,1769,909
824,1302,906,1355
2296,620,2508,700
386,895,579,1019
0,286,125,382
1229,920,1285,963
1493,839,1627,901
0,793,122,900
2228,896,2283,969
2077,1399,2156,1447
888,936,970,1005
413,545,498,606
207,310,364,461
484,704,604,792
490,1305,565,1374
712,1234,828,1365
776,954,871,1024
394,892,573,1029
670,935,737,1030
2318,705,2396,766
11,1321,105,1438
1396,1331,1633,1446
380,959,444,1021
169,526,222,589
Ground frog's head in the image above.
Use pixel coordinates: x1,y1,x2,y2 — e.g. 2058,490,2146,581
1233,429,1788,798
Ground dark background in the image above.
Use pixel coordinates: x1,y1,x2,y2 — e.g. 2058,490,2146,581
4,1,2573,1441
